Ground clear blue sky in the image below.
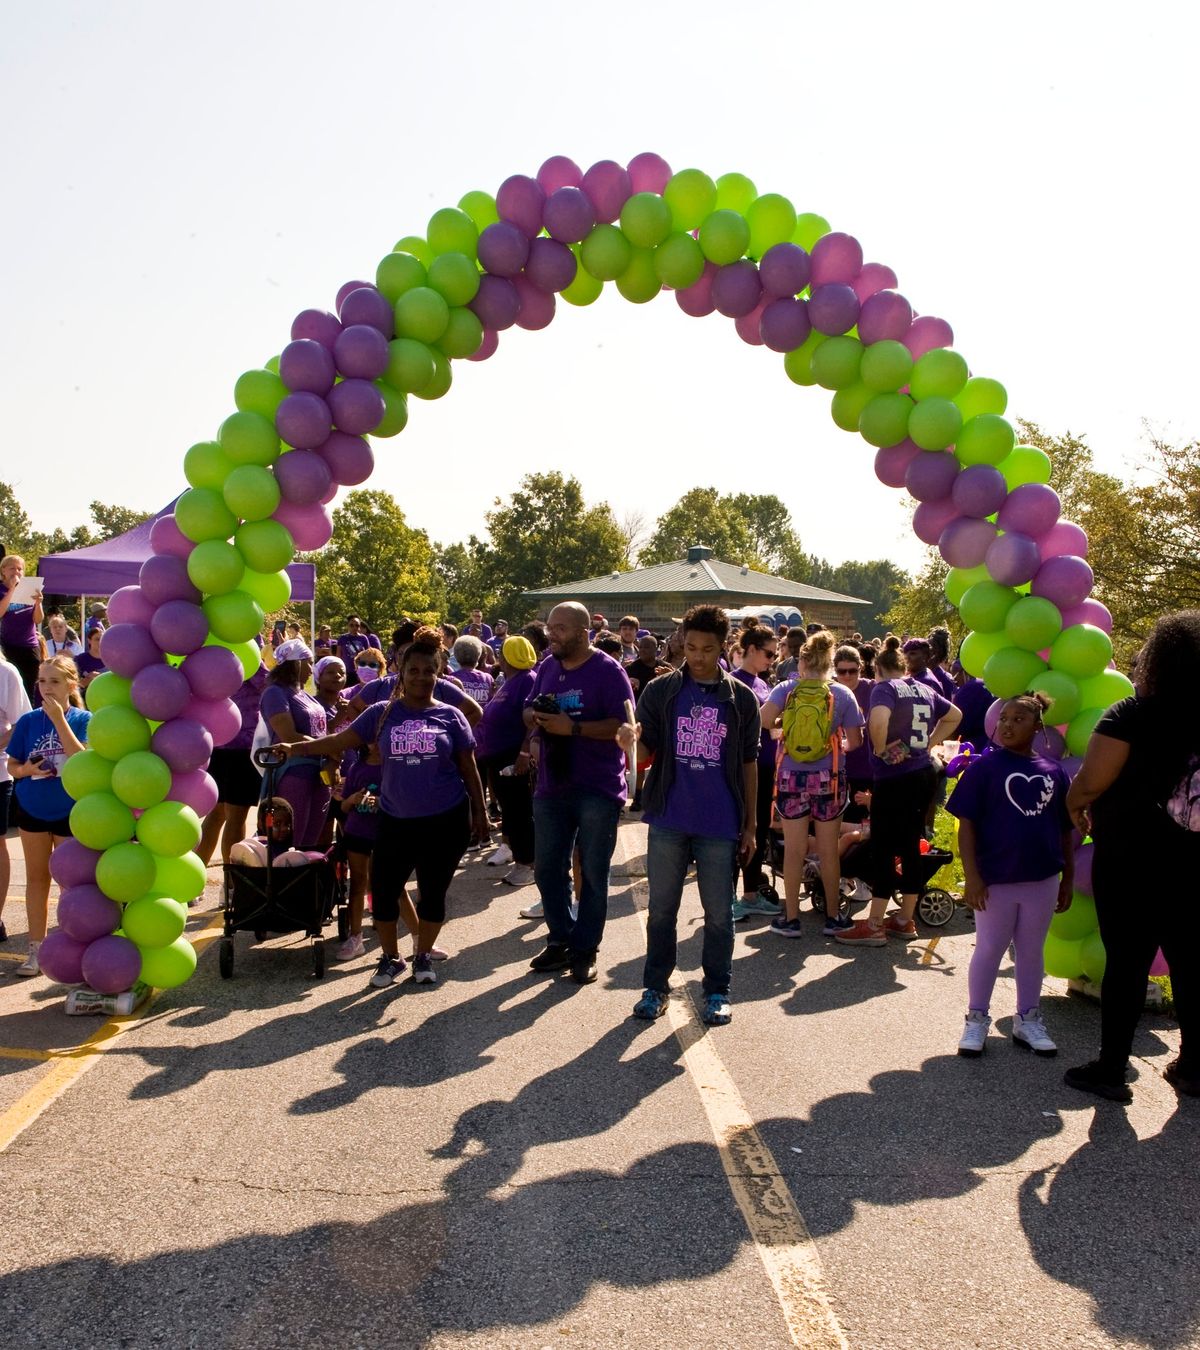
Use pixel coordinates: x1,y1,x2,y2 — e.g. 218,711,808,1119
2,2,1193,573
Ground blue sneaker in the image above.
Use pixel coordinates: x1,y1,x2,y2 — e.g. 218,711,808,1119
369,953,407,988
731,899,753,922
632,988,669,1020
822,912,855,937
702,993,732,1025
769,915,804,939
739,891,783,917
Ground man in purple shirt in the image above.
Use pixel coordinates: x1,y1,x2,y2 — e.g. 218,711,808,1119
336,616,381,667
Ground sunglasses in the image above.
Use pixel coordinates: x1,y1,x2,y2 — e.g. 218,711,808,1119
836,665,860,675
762,649,778,658
356,662,381,672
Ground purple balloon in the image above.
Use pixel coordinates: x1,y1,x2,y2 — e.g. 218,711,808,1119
276,391,333,450
759,243,811,298
1033,724,1067,760
759,297,811,352
108,585,157,628
169,767,220,816
338,286,394,338
181,645,245,701
328,379,384,436
1060,598,1112,634
939,517,998,568
131,663,192,722
852,263,899,303
512,275,555,331
985,531,1041,586
149,600,208,657
524,238,577,293
183,694,241,747
468,328,499,363
272,500,333,550
543,187,595,244
810,232,863,286
291,308,342,351
152,717,213,774
537,155,583,192
627,151,672,194
858,290,914,345
318,431,374,486
81,934,142,995
37,930,88,985
49,838,103,889
1032,555,1094,609
470,274,522,331
905,451,960,503
477,222,530,277
983,697,1006,742
334,280,372,311
273,448,332,505
279,339,335,395
874,440,921,489
676,263,717,317
711,261,762,318
952,464,1008,518
139,555,200,607
581,159,632,224
496,174,546,237
333,324,390,380
912,497,961,546
57,885,122,944
1038,519,1088,560
807,283,860,335
101,623,163,679
148,514,193,561
997,483,1061,537
903,315,954,359
734,301,767,346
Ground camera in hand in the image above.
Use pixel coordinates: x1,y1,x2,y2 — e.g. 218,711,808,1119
531,693,560,714
530,693,572,779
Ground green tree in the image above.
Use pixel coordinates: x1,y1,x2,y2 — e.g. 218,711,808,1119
639,487,810,570
881,550,963,642
436,537,497,624
89,501,152,540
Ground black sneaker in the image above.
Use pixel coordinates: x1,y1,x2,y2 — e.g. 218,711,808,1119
629,795,642,812
1063,1060,1133,1103
1164,1057,1200,1097
570,950,598,984
529,942,573,972
0,920,7,943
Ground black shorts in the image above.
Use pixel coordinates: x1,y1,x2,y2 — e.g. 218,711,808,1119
370,799,470,925
342,833,376,857
208,748,262,809
16,802,73,836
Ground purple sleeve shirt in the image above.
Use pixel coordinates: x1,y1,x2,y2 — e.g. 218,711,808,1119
527,650,633,802
260,684,327,739
349,701,475,819
0,585,38,650
867,679,952,780
475,668,534,761
643,677,739,840
763,678,864,780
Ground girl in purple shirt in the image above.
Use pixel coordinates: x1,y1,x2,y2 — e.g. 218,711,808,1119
259,640,330,850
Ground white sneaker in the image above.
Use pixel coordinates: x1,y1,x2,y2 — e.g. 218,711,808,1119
852,879,872,905
502,864,535,887
957,1010,991,1057
15,942,40,978
337,933,366,960
519,898,544,920
487,844,513,867
1013,1008,1057,1057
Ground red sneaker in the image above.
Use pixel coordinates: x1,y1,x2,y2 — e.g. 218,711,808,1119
834,920,887,947
884,915,918,940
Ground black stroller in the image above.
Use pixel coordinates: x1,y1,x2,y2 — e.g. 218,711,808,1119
218,748,349,979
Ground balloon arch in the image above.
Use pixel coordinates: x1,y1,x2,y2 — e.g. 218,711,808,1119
40,153,1127,995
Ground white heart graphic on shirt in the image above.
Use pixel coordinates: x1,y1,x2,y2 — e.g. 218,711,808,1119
1004,772,1055,819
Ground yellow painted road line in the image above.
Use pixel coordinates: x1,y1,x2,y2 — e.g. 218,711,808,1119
920,936,941,966
0,913,224,1155
0,1047,54,1061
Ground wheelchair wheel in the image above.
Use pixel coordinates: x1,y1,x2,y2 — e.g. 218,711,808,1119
803,861,825,912
918,888,956,927
336,905,350,941
312,939,326,978
218,938,234,979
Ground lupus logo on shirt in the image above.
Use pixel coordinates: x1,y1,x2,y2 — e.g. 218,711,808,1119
558,689,585,714
676,705,726,765
389,720,437,757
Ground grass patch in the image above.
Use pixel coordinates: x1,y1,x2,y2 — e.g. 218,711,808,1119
930,807,964,891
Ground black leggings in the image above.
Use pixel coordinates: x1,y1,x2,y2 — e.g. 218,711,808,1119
493,755,535,866
868,765,938,900
370,799,470,925
1094,829,1198,1072
3,644,40,700
740,764,776,893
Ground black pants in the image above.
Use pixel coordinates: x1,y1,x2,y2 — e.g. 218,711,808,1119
1094,828,1198,1072
740,764,775,893
869,765,938,900
370,800,470,925
3,644,39,700
843,775,873,825
493,756,535,866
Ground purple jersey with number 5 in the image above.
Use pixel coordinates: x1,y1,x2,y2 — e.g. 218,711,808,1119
868,678,952,780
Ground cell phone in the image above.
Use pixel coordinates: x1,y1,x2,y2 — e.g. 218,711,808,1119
28,753,43,765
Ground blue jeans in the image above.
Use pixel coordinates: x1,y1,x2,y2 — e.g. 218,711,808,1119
644,826,736,996
533,789,622,954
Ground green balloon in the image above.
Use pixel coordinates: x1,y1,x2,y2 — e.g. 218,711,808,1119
859,340,914,393
393,234,433,268
85,672,133,712
237,567,290,615
1080,929,1107,984
792,212,831,250
945,564,990,607
218,411,279,467
959,580,1019,633
956,414,1015,467
457,189,499,232
110,750,172,810
264,354,280,374
1050,893,1097,942
998,445,1053,489
698,209,750,265
394,287,450,344
89,705,152,761
435,307,484,359
184,441,234,491
1028,669,1082,725
1050,624,1113,679
983,646,1047,698
203,591,264,644
96,840,158,903
372,383,409,437
427,207,478,259
175,488,237,544
782,330,828,386
580,223,632,281
413,350,452,401
386,338,435,394
1004,595,1063,652
136,800,202,857
714,172,757,213
909,348,969,401
61,749,115,802
1078,669,1134,711
619,192,672,248
1043,933,1085,980
955,376,1008,420
70,792,135,851
746,193,797,258
236,520,294,573
810,335,863,390
155,849,207,904
663,168,716,231
137,935,197,990
427,252,480,307
233,369,287,421
830,383,874,433
615,247,661,304
122,894,187,949
653,232,705,290
376,251,427,303
188,539,245,596
858,393,914,448
561,257,604,306
1067,705,1106,757
908,397,963,451
959,628,1010,677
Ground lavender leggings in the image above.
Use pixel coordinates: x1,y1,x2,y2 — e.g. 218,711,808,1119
270,765,332,851
968,875,1060,1015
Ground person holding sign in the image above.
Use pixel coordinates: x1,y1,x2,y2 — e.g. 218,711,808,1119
0,556,44,699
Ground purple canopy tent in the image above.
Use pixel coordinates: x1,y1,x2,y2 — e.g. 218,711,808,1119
38,500,317,638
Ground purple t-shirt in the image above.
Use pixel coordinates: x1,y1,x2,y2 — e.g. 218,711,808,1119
349,700,474,819
0,586,38,649
867,679,952,780
911,666,957,702
732,668,775,771
458,668,494,706
946,748,1071,885
337,632,381,666
764,678,864,783
526,649,633,801
340,756,381,842
227,664,268,751
355,673,467,710
842,678,874,780
644,676,739,839
75,653,106,680
475,667,534,761
260,684,327,739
